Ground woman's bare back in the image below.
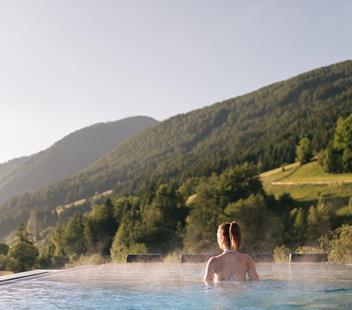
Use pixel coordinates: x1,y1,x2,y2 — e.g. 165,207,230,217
204,251,259,282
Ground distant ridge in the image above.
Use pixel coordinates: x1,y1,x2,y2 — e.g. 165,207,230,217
0,116,158,203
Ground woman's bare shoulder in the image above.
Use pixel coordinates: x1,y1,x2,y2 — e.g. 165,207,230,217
207,253,222,262
236,252,255,265
206,253,224,267
234,251,251,259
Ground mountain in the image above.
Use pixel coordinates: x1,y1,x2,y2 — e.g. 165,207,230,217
0,157,29,182
0,116,158,203
1,60,352,237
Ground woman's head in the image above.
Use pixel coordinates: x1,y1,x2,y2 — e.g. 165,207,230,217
217,221,241,250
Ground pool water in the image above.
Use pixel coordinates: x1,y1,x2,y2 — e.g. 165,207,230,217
1,263,352,309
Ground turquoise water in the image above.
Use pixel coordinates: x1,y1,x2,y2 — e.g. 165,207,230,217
1,263,352,309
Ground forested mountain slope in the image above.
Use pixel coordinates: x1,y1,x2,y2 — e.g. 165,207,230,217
1,60,352,237
0,157,29,182
0,116,157,203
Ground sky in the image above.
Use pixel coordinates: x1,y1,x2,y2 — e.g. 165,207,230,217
0,0,351,163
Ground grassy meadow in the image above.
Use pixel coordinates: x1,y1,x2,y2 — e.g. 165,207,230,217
261,161,352,208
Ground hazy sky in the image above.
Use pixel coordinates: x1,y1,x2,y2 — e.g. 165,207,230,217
1,0,351,163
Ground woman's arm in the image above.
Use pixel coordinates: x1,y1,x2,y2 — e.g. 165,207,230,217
203,257,216,282
247,256,259,280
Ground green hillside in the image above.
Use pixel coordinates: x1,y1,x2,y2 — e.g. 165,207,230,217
1,60,352,237
0,116,157,203
0,157,28,181
261,160,352,206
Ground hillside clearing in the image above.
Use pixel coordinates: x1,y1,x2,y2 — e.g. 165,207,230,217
261,161,352,205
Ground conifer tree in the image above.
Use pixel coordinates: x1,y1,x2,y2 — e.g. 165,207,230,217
296,138,313,164
7,225,39,272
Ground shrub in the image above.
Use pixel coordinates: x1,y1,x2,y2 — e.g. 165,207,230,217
110,242,147,262
0,243,9,256
273,246,290,263
0,254,11,271
328,225,352,264
296,246,325,254
64,254,108,268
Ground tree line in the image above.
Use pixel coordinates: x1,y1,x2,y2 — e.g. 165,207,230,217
296,114,352,173
1,162,351,272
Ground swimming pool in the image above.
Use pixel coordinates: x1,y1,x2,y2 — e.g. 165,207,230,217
1,263,351,309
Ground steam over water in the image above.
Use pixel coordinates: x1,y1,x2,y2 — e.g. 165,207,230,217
1,263,352,309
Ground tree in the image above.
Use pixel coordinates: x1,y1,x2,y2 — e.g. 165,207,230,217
183,175,225,252
217,164,263,207
27,209,39,240
327,225,352,263
110,206,146,261
7,225,39,272
307,206,319,242
307,199,336,244
85,199,118,255
225,194,283,252
62,213,87,257
184,164,263,252
142,184,188,251
323,144,342,172
342,148,352,172
290,208,306,245
322,114,352,173
113,196,141,223
296,138,313,164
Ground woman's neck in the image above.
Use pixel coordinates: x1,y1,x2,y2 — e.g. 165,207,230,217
223,247,236,253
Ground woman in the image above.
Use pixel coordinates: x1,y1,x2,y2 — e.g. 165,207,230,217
203,221,259,282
